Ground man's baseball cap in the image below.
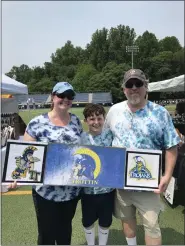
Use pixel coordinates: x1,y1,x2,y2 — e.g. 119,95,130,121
123,69,147,86
52,82,75,94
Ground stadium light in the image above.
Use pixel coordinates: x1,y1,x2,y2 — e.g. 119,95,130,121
126,45,139,69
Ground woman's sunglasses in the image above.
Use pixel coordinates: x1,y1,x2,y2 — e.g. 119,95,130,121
56,92,75,100
125,80,144,89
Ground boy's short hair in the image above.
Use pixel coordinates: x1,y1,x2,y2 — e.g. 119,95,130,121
83,103,106,119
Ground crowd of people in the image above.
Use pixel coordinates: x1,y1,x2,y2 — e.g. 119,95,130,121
8,69,183,245
154,99,185,107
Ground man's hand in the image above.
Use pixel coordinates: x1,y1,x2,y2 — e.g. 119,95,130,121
154,146,178,194
154,175,171,194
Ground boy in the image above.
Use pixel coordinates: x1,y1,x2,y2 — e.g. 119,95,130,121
81,103,115,245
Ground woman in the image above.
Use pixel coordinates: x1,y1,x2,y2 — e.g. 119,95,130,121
24,82,83,245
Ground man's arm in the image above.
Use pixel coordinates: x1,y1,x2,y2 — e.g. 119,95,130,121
154,108,181,194
164,145,178,179
155,145,178,194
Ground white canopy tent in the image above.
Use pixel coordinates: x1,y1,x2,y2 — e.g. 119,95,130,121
1,74,28,114
148,75,185,92
1,74,28,95
1,74,28,192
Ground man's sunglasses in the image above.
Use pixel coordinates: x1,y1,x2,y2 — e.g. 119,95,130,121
56,92,75,100
125,80,144,89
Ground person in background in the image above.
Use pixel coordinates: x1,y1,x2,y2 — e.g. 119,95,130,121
23,82,83,245
81,104,114,245
104,69,180,245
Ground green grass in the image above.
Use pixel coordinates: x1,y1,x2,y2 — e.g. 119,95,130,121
19,105,175,125
19,107,111,125
2,195,184,245
2,104,184,245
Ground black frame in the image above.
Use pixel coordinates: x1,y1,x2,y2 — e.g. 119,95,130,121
125,150,162,190
2,140,47,184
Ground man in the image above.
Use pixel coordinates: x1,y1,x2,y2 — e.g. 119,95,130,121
104,69,180,245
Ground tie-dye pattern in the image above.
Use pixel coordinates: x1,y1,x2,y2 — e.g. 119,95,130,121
26,113,83,201
104,100,180,150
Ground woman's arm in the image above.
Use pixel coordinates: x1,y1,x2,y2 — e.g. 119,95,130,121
23,132,36,141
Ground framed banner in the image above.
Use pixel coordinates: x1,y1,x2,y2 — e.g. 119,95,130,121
124,149,162,191
44,143,126,188
2,140,47,185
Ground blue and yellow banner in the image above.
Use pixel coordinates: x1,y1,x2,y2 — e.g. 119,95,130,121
44,143,126,188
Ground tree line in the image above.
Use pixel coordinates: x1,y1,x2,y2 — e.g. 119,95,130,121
6,25,184,102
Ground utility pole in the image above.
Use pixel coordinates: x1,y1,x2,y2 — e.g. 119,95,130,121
126,45,139,69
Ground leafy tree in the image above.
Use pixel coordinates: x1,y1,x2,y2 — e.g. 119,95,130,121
149,51,173,81
72,64,98,92
5,25,183,98
159,36,182,53
86,27,109,71
88,62,130,102
108,25,136,64
6,64,32,84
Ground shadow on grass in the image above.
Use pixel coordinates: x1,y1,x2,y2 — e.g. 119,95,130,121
107,226,184,245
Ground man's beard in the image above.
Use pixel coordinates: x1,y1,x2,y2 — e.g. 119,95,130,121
128,94,141,105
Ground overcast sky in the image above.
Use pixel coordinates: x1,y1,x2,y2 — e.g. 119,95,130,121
2,1,184,73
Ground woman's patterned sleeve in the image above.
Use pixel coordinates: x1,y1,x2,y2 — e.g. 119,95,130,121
25,118,39,139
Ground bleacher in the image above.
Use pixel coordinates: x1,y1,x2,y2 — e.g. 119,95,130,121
31,94,50,103
74,93,89,103
17,92,113,109
92,92,112,104
14,94,49,105
14,95,28,105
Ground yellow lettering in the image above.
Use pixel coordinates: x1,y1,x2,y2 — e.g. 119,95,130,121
72,179,98,185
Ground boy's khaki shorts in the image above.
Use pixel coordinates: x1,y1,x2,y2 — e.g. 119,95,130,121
114,189,164,238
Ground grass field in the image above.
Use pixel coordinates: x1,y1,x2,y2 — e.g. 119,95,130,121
19,105,176,125
2,105,184,245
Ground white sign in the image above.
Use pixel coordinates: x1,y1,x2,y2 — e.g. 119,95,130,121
124,149,162,191
164,176,175,205
2,140,47,185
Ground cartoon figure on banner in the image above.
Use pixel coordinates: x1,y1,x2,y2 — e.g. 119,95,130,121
11,146,41,181
72,148,101,181
72,156,87,179
129,156,154,180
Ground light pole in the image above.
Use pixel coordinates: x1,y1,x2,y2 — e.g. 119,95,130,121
126,45,139,69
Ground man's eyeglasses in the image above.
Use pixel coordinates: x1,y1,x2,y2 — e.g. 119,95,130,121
56,92,75,100
125,80,144,89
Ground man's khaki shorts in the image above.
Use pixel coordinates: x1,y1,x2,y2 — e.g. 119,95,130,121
114,189,165,238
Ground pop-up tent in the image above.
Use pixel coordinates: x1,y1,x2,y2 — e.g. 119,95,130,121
148,75,185,92
1,74,29,192
1,74,28,95
1,74,28,113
